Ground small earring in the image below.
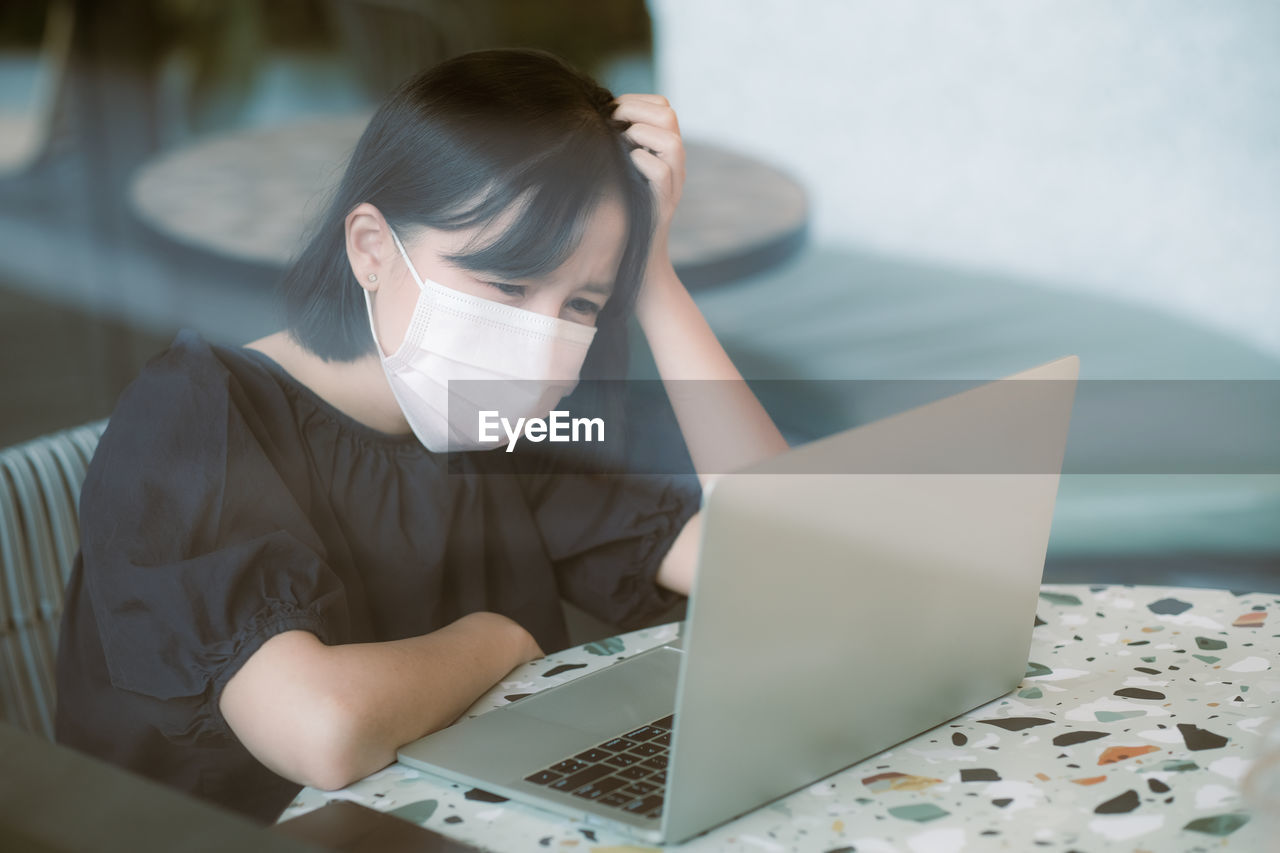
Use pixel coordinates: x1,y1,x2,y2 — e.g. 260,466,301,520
367,273,378,282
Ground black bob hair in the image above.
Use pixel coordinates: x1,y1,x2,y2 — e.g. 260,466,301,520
279,47,655,385
276,48,658,469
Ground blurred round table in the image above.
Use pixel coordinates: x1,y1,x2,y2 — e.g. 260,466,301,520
129,113,808,289
277,583,1277,851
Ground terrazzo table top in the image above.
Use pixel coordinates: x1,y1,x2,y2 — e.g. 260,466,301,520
278,584,1279,851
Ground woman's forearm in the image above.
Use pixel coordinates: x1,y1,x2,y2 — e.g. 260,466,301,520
635,260,789,487
220,611,542,790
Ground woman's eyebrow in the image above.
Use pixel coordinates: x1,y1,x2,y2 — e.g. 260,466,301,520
580,282,613,296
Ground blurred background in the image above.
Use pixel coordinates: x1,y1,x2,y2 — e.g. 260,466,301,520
1,0,1277,595
0,0,657,444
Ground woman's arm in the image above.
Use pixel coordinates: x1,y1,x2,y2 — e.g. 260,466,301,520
617,94,789,486
615,95,789,597
219,611,543,790
635,261,790,483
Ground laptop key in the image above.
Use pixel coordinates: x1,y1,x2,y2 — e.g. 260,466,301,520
598,790,635,807
605,752,641,768
622,793,665,815
550,758,589,774
571,776,629,800
616,766,650,780
549,763,613,793
649,770,667,784
599,737,637,752
574,748,610,762
652,732,671,746
640,755,668,770
622,725,663,742
523,769,562,785
629,741,664,757
619,780,659,797
651,714,675,729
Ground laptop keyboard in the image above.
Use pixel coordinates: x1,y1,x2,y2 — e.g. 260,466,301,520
522,713,674,819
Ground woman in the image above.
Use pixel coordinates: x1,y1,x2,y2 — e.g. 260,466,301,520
55,48,787,824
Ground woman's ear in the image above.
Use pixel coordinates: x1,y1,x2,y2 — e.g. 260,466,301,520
345,202,390,293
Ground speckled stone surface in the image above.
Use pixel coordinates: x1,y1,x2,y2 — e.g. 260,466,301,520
278,584,1279,851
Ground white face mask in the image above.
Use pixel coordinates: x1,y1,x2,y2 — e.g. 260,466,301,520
362,227,598,452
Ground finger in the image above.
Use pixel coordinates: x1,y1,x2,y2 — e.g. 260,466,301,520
615,93,669,107
623,122,683,167
627,147,680,204
625,128,685,190
612,97,679,133
628,147,674,196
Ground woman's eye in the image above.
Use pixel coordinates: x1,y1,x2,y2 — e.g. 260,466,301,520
568,298,602,316
485,281,525,297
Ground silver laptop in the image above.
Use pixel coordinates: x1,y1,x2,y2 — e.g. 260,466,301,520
398,355,1079,844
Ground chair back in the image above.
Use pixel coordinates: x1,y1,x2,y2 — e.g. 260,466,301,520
0,420,108,739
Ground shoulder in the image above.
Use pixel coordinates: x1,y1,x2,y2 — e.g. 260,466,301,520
94,329,249,455
83,328,296,500
79,329,319,550
97,328,223,434
78,329,240,552
100,328,295,442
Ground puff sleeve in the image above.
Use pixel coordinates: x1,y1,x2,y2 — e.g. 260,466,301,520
75,337,350,744
530,470,702,632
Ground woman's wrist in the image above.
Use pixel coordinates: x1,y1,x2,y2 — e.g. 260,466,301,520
635,256,681,330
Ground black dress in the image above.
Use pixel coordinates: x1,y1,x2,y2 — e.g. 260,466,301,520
54,328,700,824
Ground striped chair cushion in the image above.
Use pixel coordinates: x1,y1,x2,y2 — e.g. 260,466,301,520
0,419,108,739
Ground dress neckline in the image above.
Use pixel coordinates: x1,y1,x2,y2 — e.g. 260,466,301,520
228,341,427,451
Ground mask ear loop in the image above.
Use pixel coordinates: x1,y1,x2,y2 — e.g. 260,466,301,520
388,226,429,293
361,266,387,355
364,225,431,363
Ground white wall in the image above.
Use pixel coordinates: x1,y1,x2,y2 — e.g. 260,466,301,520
649,0,1280,357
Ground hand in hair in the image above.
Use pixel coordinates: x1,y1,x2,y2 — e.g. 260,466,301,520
612,93,686,274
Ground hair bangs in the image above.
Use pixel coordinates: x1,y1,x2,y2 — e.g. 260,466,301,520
436,137,621,282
